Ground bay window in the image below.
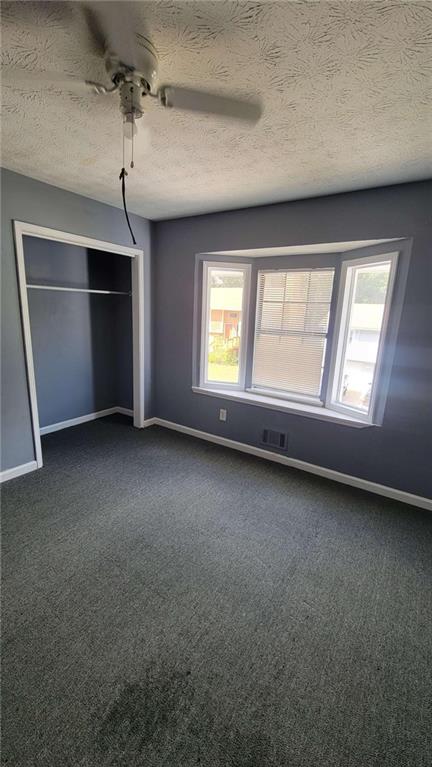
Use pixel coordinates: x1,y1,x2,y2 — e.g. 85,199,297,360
196,244,405,427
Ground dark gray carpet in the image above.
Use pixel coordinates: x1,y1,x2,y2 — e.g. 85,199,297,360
2,415,432,767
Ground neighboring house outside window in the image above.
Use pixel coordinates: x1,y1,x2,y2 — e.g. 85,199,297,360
203,265,249,386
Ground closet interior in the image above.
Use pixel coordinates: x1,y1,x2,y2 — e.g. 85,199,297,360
23,235,133,433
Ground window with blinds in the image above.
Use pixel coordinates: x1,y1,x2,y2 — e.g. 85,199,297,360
252,269,335,399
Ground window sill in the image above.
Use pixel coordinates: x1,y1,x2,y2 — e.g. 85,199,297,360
192,386,374,428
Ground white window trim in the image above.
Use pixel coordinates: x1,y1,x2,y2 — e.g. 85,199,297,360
192,386,371,428
325,251,399,424
200,261,251,390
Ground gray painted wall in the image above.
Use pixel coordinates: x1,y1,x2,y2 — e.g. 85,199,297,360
2,168,431,497
1,168,152,471
154,181,432,499
25,237,132,427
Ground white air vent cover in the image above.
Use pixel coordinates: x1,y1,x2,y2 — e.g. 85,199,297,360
262,429,287,451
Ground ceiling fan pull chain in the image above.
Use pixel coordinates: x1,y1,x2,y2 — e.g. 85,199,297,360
119,167,136,246
130,129,134,169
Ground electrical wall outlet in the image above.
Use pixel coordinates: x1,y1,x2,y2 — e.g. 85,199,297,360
219,408,227,422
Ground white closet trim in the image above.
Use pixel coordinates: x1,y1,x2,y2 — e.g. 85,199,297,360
14,221,146,470
15,223,141,257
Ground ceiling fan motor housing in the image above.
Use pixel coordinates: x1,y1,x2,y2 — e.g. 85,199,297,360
106,36,159,123
119,77,146,121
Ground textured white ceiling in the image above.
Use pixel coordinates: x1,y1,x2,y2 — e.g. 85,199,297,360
1,1,432,220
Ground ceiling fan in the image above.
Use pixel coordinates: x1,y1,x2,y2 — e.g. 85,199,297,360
3,2,262,135
2,1,262,241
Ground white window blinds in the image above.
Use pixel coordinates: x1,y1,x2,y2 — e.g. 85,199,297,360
252,269,334,399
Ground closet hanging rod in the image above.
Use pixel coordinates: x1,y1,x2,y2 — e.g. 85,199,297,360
26,284,131,296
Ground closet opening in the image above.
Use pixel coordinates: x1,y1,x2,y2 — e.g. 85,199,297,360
14,222,145,469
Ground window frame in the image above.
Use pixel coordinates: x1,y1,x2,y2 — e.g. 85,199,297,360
248,265,336,407
200,261,251,391
324,251,399,424
195,243,407,428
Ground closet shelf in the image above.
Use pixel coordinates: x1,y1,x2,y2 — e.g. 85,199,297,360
26,284,131,296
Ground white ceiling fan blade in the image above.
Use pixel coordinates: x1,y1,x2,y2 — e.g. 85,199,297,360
159,87,262,124
84,1,140,70
1,67,98,94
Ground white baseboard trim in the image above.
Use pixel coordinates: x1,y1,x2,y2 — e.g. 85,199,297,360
40,406,133,436
4,416,429,510
142,417,157,428
152,418,432,512
116,407,134,417
0,461,38,484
